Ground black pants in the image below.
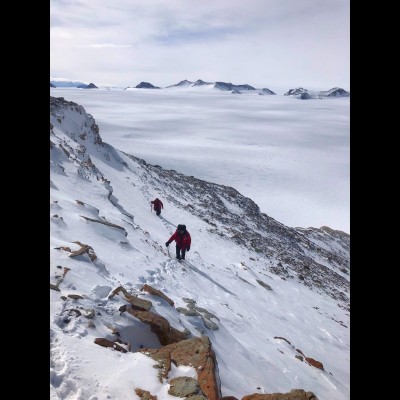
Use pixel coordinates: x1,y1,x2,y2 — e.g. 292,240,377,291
176,245,186,260
155,209,161,216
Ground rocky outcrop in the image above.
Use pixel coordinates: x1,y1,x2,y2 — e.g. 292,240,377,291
134,388,158,400
304,357,324,370
122,307,188,345
141,336,221,400
177,298,219,331
168,377,202,397
80,215,127,236
141,284,174,306
109,286,152,311
94,338,128,353
242,389,318,400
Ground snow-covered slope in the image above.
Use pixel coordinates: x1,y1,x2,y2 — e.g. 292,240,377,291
50,96,350,400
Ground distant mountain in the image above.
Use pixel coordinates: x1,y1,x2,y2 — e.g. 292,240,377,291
166,79,275,94
50,80,87,88
285,87,349,99
284,88,309,96
319,87,350,97
166,79,194,88
214,82,256,91
135,82,160,89
261,88,276,95
192,79,213,87
78,83,98,89
50,82,55,88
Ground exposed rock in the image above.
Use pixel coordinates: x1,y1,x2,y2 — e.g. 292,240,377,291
134,388,158,400
274,337,291,345
177,300,219,331
141,336,221,400
94,338,128,353
141,284,174,306
50,283,60,291
256,279,273,291
123,308,187,345
295,355,304,361
80,215,127,236
241,389,318,400
305,357,324,370
85,83,98,89
67,294,84,300
109,285,152,311
221,397,239,400
50,82,55,87
67,241,97,261
168,376,201,397
186,395,208,400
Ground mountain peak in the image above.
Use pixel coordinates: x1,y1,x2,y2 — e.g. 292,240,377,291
135,82,160,89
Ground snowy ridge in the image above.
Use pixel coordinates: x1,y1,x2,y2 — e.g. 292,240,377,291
50,96,350,400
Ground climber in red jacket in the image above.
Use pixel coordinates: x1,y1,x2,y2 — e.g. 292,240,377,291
151,198,164,216
165,224,191,260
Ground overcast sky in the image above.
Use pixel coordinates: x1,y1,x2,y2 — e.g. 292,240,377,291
50,0,349,90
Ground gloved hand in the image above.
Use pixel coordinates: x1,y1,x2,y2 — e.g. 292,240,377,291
186,246,190,252
165,242,169,247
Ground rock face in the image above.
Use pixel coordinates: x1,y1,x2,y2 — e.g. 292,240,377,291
242,390,318,400
123,307,188,345
85,83,98,89
168,377,201,397
141,284,174,307
142,336,221,400
135,82,160,89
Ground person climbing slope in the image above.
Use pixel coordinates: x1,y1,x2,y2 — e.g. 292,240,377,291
150,197,164,216
165,224,191,260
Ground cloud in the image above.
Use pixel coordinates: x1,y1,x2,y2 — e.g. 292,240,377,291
50,0,349,89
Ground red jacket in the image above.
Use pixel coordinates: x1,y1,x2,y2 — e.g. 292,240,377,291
167,230,191,249
151,198,163,211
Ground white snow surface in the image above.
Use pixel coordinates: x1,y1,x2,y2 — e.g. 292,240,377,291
50,96,349,400
50,87,350,234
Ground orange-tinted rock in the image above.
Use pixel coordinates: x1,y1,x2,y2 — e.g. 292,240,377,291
94,338,128,353
305,357,324,370
109,285,152,311
124,308,186,345
241,389,318,399
141,336,221,400
134,388,158,400
142,284,174,307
